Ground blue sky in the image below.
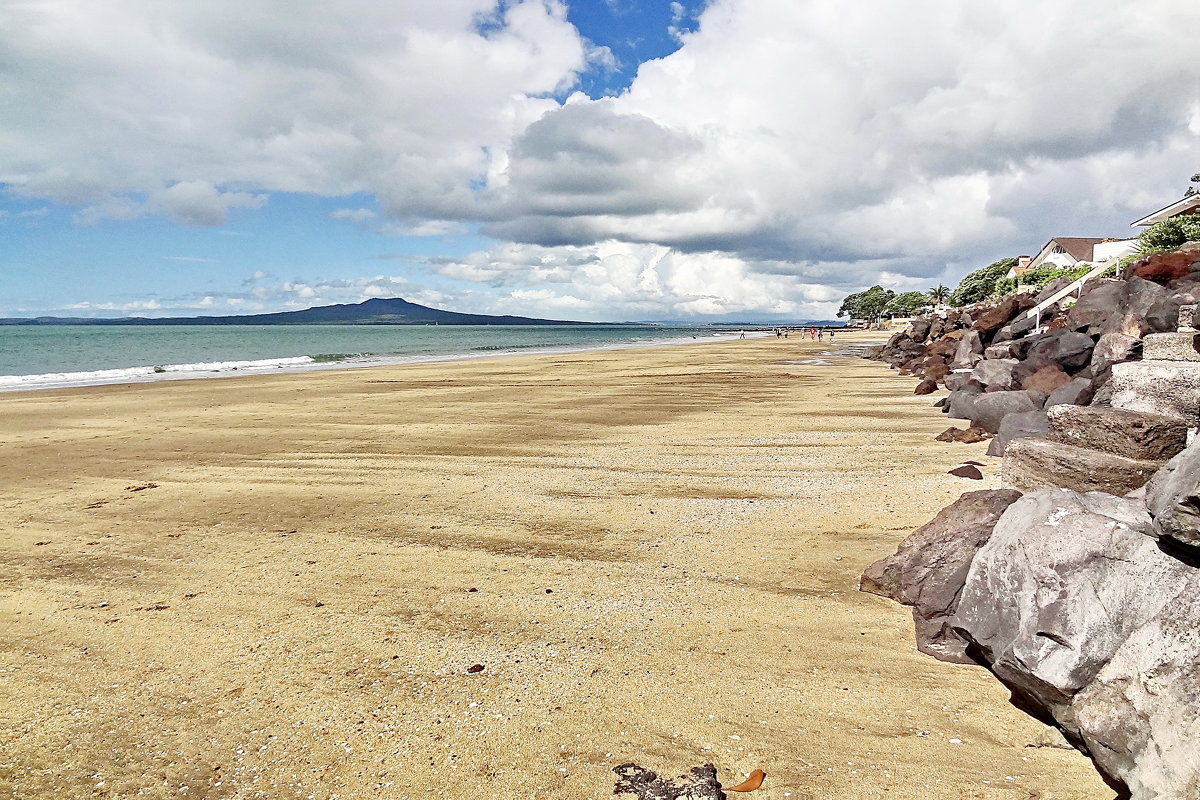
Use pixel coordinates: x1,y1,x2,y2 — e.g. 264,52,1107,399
1,0,1197,322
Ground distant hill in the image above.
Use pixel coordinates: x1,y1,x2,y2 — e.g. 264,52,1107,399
0,297,604,326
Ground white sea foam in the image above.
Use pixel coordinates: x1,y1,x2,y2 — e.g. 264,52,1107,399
0,356,316,392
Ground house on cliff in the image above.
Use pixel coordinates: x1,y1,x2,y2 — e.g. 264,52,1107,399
1005,236,1140,280
1131,193,1200,226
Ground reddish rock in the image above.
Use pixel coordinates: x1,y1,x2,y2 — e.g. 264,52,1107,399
1020,364,1072,395
1124,249,1200,284
935,426,991,443
914,379,939,395
949,465,984,480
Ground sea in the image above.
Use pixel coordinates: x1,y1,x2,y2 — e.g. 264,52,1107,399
0,324,753,392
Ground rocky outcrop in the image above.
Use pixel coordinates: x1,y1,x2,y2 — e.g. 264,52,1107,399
874,243,1200,453
864,437,1200,798
862,243,1200,798
860,490,1023,664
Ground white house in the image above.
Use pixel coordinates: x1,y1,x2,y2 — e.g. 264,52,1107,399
1131,194,1200,227
1005,236,1139,281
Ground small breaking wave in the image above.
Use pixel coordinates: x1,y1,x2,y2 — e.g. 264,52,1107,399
0,356,316,392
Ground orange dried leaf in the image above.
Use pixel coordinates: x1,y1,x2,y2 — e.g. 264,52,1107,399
727,768,765,792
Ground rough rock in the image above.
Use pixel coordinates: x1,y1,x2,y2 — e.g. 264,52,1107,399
1067,281,1124,334
948,465,983,479
986,410,1049,457
950,330,985,369
1090,333,1142,376
1046,405,1189,462
1123,243,1200,284
613,763,726,799
970,358,1018,391
913,378,939,395
1142,331,1200,362
908,318,932,343
1109,361,1200,426
1146,437,1200,550
968,390,1042,434
942,371,977,392
935,426,990,444
1072,580,1200,799
860,489,1023,664
983,342,1016,360
1025,331,1095,373
972,295,1032,334
947,387,983,421
951,488,1192,752
1002,438,1163,495
1103,277,1168,337
1045,377,1095,408
1145,288,1200,335
992,314,1038,343
1019,364,1072,395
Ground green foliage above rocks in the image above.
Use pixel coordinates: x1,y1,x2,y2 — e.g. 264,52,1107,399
948,257,1018,307
836,285,895,320
1136,213,1200,253
991,263,1093,298
885,291,932,316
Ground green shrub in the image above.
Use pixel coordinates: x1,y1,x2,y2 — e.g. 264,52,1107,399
991,263,1093,297
1137,213,1200,252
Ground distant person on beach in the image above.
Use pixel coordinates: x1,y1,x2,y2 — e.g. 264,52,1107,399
739,330,745,339
829,330,835,341
818,329,824,341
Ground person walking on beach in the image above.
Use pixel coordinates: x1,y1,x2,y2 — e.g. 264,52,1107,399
739,330,745,339
818,329,824,342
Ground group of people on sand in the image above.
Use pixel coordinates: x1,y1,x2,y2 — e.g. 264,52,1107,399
737,327,834,341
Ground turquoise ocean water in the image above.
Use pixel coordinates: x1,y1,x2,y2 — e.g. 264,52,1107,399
0,324,736,391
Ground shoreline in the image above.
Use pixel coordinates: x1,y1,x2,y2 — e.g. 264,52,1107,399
0,333,1109,799
0,328,784,394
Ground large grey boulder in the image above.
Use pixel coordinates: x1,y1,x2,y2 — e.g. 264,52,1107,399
952,489,1185,721
1145,287,1200,334
860,489,1023,665
1046,405,1189,462
1146,438,1200,550
1002,437,1163,495
1071,580,1200,799
986,410,1049,457
969,390,1042,434
947,385,983,421
1067,281,1124,333
1110,361,1200,426
1026,331,1096,373
971,358,1018,390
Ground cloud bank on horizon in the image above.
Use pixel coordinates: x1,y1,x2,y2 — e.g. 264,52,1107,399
1,0,1198,321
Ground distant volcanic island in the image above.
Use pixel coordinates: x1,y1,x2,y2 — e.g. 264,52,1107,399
0,297,605,326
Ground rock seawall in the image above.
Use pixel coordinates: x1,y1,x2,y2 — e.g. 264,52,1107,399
861,243,1200,798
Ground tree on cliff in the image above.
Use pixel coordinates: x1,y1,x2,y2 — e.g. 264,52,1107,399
837,285,895,321
948,257,1018,307
1185,172,1199,197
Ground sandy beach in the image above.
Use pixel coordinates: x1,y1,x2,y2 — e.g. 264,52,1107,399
0,333,1110,800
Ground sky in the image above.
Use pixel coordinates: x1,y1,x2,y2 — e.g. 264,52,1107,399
1,0,1198,323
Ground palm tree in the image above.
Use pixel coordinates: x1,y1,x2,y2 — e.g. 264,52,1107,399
927,285,950,306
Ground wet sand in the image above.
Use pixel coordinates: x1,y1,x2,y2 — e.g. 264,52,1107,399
0,333,1111,799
